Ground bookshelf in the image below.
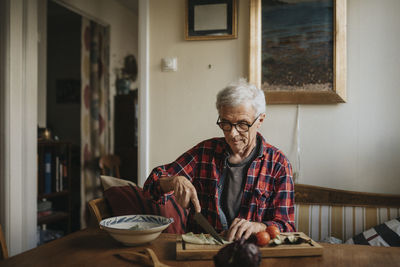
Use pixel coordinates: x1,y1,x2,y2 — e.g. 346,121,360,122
37,141,72,244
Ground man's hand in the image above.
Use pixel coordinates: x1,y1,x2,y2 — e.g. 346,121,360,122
160,176,201,213
227,218,266,241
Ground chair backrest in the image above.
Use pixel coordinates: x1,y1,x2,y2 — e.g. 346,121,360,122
88,198,112,227
0,224,8,260
99,154,121,178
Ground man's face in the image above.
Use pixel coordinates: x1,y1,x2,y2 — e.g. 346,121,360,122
219,103,265,155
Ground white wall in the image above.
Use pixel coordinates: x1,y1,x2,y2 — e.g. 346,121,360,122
147,0,400,194
148,0,248,167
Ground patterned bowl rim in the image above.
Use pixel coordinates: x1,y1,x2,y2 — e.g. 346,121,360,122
99,214,174,234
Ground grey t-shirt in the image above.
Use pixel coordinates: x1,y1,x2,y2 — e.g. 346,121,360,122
221,137,260,226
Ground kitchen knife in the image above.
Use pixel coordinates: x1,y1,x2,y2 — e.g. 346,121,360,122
193,212,224,245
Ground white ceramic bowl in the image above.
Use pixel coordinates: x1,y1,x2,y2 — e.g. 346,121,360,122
99,215,174,246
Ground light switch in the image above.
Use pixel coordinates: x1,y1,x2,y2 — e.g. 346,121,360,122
162,57,178,72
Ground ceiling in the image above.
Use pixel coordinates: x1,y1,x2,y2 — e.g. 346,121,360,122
116,0,138,15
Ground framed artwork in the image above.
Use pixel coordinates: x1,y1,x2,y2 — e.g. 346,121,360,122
249,0,346,104
185,0,237,40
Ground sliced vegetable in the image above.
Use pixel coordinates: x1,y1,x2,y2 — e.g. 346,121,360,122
272,235,283,245
280,234,312,245
181,232,230,245
287,235,298,244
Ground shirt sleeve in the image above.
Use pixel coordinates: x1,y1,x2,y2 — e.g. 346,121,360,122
263,160,296,232
142,145,199,205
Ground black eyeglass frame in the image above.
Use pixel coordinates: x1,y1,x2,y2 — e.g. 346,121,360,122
216,114,261,133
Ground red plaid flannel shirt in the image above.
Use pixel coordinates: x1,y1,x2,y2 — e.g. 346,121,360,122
143,133,296,233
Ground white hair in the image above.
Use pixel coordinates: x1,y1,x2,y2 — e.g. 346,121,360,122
216,79,266,116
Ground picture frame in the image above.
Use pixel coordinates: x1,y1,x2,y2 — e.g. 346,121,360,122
249,0,347,104
185,0,237,41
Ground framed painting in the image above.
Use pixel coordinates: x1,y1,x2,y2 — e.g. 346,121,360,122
185,0,237,40
249,0,346,104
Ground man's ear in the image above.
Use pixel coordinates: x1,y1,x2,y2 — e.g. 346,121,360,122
257,113,266,128
259,113,266,123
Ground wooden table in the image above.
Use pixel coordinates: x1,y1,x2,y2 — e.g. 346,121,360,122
1,228,400,266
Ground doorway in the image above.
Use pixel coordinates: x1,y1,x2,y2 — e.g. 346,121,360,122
37,1,82,244
47,0,82,233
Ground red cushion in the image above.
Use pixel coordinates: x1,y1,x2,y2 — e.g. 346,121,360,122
103,181,187,234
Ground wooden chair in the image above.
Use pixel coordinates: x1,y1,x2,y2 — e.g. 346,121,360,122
0,224,8,260
99,154,121,178
88,198,112,227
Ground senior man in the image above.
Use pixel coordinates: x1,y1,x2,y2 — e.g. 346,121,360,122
143,80,295,241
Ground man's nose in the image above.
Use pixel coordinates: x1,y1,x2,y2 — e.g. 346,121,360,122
228,126,239,136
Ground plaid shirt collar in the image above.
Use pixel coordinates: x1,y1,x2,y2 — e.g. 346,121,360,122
220,132,265,160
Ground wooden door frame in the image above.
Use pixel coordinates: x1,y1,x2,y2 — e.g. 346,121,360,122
0,0,38,256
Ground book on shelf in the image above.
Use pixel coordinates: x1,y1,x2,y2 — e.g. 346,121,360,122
38,199,52,212
37,210,53,218
62,158,68,191
40,150,69,194
55,156,59,192
44,152,52,194
55,156,67,192
59,156,63,192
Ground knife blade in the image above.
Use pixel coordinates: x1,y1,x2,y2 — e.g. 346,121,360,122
193,212,224,245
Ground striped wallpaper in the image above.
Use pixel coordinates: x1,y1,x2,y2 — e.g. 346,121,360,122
295,204,400,242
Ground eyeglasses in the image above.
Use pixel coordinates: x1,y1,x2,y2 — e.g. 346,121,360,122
216,114,260,133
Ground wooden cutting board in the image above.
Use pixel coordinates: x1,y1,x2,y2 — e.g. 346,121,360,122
176,232,323,260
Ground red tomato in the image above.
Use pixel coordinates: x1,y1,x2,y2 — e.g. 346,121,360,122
255,231,270,246
266,225,280,239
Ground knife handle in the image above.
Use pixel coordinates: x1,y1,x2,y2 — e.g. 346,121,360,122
189,200,196,211
188,198,202,213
